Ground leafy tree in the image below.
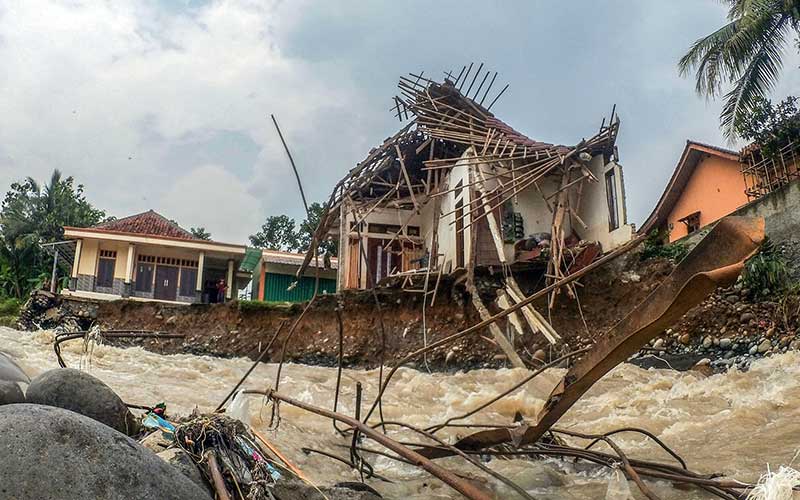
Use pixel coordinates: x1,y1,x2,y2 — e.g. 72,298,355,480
737,95,800,157
190,227,212,240
0,170,105,298
249,214,299,251
678,0,800,139
250,202,338,257
297,202,337,256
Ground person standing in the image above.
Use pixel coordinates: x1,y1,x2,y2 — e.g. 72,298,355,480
216,279,227,303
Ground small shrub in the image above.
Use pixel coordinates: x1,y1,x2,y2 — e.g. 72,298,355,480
0,297,21,316
743,238,789,297
639,230,689,262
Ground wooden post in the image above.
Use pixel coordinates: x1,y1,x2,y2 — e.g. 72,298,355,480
257,261,266,301
50,251,58,293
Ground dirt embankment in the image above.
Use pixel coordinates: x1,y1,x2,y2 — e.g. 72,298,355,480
90,255,675,370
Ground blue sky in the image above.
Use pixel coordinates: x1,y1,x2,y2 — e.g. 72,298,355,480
0,1,797,242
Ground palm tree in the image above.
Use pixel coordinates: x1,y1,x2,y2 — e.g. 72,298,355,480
679,0,800,139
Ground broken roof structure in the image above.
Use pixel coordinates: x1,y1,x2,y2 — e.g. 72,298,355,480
296,65,634,362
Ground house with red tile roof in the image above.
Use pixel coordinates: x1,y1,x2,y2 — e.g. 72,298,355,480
640,141,749,242
63,210,252,304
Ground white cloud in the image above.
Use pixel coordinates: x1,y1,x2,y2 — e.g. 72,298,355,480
158,163,261,242
0,0,355,242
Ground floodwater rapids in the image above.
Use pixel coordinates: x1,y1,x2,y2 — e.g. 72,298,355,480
2,326,799,499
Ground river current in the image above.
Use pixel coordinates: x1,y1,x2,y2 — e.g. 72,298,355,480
2,326,798,499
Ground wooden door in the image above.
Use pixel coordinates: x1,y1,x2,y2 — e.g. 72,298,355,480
346,238,361,289
154,266,178,301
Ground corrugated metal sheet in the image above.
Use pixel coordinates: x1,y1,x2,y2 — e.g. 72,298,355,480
263,272,336,302
239,247,261,272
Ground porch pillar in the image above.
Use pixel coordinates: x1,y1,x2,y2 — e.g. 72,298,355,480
257,261,266,301
196,251,205,302
123,243,135,297
226,259,234,300
70,239,83,290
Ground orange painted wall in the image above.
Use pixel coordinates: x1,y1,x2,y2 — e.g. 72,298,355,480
667,155,749,242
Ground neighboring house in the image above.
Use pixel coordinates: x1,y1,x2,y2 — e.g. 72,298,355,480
640,141,749,242
295,72,634,293
250,249,338,302
63,210,251,304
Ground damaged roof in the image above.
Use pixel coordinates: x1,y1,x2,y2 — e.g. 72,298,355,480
294,65,620,279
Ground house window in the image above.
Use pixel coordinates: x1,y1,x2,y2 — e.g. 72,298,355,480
179,267,197,297
454,179,464,199
679,211,701,234
135,263,154,292
96,250,117,288
605,169,619,231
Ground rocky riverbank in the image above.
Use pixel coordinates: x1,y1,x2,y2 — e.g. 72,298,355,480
632,279,800,373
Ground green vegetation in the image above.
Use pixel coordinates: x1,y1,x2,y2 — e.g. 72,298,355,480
0,170,105,299
743,238,789,296
250,202,337,256
737,95,800,158
678,0,800,139
0,297,21,327
190,227,212,240
639,230,689,262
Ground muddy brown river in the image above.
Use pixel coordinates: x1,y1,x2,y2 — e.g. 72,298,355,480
2,326,798,499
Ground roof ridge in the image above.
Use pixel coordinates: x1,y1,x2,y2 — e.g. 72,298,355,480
95,209,197,240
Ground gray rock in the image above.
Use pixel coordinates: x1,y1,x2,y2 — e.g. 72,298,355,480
25,368,139,435
749,344,758,355
271,480,381,500
740,312,756,323
702,336,713,349
0,404,211,500
719,338,732,349
0,380,24,405
140,430,171,452
157,448,211,495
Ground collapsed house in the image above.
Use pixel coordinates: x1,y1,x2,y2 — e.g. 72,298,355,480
296,67,634,363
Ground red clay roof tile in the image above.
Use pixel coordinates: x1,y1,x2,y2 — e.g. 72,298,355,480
95,210,197,240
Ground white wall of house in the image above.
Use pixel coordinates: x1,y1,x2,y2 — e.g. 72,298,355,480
336,149,634,289
433,154,473,272
574,158,633,250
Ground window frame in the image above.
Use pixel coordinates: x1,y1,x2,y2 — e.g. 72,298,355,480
605,168,620,231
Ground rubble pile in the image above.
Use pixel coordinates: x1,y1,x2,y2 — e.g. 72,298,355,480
16,290,96,332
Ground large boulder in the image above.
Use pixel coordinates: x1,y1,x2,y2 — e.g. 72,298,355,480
0,380,24,405
25,368,139,435
0,404,212,500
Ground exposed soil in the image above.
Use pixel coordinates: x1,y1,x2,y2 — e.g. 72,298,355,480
85,253,676,370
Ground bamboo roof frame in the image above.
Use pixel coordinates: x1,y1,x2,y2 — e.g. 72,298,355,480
294,67,620,281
